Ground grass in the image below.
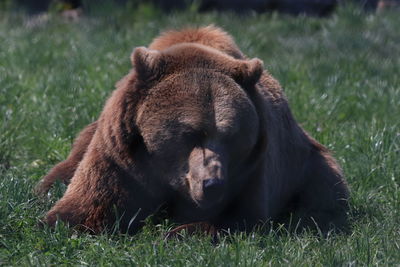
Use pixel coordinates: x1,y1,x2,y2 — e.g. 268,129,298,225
1,3,399,266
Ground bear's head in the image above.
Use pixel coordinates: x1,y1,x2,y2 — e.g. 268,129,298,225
131,44,263,210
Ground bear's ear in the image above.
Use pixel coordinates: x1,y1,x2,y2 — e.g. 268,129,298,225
131,47,163,81
233,58,264,87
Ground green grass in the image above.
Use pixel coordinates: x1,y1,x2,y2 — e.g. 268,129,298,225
1,4,400,266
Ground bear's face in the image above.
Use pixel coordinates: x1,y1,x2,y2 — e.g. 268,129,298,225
133,45,263,210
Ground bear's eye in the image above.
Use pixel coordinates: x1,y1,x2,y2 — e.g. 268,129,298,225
181,130,205,148
131,133,146,152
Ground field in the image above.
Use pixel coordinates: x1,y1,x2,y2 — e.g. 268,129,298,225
1,3,399,266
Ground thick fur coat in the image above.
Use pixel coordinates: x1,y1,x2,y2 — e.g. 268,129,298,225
36,26,349,234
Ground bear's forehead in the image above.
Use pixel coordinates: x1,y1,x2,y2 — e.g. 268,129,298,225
160,43,236,72
137,71,253,136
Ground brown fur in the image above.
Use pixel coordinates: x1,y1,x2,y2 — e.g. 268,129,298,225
37,26,349,234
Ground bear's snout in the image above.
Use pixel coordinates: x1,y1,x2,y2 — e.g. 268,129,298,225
187,146,228,209
197,177,225,209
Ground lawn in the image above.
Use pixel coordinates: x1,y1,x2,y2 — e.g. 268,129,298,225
0,3,399,266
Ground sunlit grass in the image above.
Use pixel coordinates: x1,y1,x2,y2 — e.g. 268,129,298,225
0,4,399,265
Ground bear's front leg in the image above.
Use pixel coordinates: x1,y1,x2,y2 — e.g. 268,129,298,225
43,149,161,234
283,145,350,234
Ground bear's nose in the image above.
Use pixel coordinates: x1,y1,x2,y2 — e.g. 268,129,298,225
203,178,225,200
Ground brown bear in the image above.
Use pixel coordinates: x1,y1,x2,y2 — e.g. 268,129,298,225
36,26,349,235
